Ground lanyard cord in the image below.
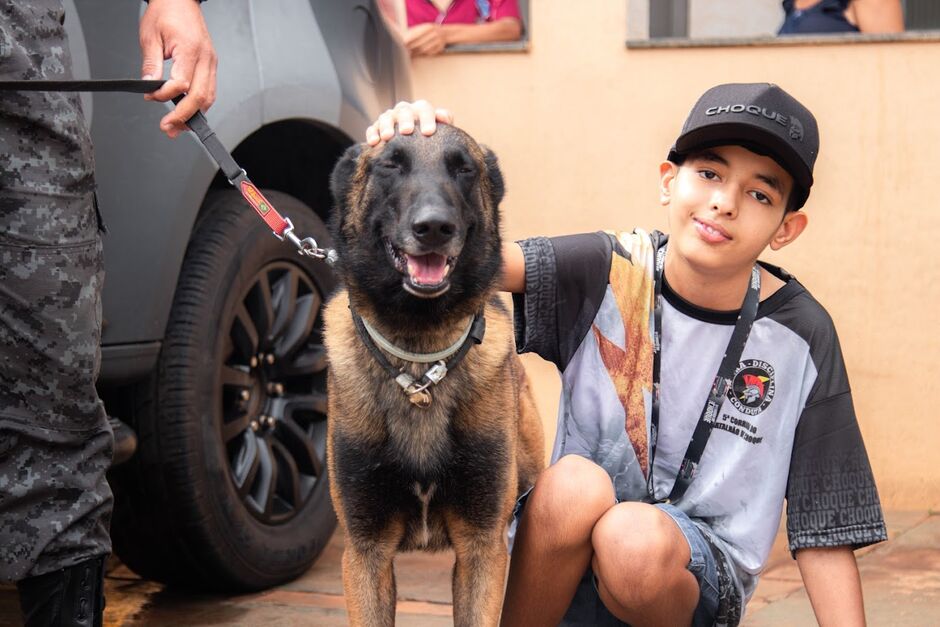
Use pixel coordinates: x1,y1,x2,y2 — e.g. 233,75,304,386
648,236,761,503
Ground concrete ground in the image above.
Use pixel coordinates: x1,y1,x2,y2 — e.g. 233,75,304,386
1,509,937,626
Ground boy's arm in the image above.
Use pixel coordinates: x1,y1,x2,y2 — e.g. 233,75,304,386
796,546,866,626
500,241,525,293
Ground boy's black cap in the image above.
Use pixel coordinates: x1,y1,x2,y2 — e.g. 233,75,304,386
667,83,819,209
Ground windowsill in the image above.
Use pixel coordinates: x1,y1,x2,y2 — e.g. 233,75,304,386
625,30,940,49
442,39,530,54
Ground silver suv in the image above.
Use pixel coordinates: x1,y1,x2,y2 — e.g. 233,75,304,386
67,0,410,591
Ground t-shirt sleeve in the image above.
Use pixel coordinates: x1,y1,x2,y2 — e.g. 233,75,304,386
512,232,613,370
785,317,887,555
490,0,522,21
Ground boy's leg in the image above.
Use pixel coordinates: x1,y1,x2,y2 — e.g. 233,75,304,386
500,454,615,627
590,502,701,626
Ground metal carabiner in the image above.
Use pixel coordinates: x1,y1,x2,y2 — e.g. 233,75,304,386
275,217,338,265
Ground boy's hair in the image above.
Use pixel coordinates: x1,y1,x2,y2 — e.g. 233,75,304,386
670,148,802,213
667,83,819,210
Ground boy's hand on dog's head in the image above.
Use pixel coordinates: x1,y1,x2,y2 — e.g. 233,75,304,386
366,100,453,146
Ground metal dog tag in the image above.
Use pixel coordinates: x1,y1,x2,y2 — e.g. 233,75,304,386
409,390,432,409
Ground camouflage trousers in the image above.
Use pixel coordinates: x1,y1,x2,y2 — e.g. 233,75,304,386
0,221,114,582
0,0,113,581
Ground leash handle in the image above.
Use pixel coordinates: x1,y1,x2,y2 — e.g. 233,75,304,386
0,78,335,264
0,79,165,92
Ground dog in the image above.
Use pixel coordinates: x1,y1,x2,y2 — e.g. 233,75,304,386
323,124,544,626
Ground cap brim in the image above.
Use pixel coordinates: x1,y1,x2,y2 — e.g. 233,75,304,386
669,122,813,207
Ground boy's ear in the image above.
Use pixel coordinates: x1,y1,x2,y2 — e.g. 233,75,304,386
482,146,505,207
659,161,678,205
769,210,808,251
328,143,365,240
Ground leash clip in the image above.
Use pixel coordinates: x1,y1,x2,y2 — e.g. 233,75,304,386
276,218,338,265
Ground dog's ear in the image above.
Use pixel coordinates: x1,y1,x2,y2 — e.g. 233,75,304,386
481,147,505,207
329,143,365,239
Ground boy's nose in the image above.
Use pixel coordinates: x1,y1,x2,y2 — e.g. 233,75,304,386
710,187,738,218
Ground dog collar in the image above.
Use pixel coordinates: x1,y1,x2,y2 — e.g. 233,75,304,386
351,308,486,409
359,314,476,363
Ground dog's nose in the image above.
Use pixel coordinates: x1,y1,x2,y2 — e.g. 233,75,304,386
411,206,457,247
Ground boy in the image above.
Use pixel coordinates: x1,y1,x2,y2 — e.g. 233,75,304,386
365,84,887,626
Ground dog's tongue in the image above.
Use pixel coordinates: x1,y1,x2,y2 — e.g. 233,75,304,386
406,253,448,285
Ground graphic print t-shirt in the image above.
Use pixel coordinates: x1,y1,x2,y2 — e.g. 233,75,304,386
513,229,887,603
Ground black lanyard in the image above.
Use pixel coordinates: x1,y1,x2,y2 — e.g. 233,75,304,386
647,235,761,504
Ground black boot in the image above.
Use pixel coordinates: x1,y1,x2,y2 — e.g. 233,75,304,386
16,556,106,627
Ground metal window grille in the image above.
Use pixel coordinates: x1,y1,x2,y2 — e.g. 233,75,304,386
649,0,689,38
903,0,940,29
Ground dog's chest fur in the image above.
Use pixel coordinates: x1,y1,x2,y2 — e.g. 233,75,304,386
325,292,515,550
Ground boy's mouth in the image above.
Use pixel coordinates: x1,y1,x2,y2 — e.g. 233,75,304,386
694,218,732,243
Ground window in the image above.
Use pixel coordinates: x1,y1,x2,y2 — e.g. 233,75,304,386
627,0,940,46
904,0,940,29
446,0,530,53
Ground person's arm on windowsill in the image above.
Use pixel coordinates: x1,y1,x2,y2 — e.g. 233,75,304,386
405,18,522,56
847,0,904,33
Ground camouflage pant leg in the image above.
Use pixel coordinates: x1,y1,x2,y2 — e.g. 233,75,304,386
1,1,113,582
0,223,113,582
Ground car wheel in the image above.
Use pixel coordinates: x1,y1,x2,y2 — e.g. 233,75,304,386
110,190,337,591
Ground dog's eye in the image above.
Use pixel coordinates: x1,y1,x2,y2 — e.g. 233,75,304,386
457,165,475,176
377,161,401,172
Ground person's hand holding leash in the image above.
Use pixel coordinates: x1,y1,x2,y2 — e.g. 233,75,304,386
365,100,453,145
140,0,217,138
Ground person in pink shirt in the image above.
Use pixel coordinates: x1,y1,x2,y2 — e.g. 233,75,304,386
396,0,523,56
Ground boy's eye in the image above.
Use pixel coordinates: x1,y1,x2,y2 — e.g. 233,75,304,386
750,190,771,205
698,169,718,180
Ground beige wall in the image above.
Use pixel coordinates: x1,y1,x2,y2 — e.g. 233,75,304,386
407,2,940,510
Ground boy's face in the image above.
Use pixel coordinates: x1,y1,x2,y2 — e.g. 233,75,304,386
659,144,807,279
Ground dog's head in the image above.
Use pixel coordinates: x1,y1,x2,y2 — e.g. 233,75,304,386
329,124,505,320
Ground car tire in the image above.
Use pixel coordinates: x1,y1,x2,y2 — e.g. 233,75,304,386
110,190,338,591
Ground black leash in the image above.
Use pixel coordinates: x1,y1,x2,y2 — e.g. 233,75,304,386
0,79,164,93
0,78,336,263
351,308,486,409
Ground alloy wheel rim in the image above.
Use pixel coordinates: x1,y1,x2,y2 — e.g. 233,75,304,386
217,261,328,525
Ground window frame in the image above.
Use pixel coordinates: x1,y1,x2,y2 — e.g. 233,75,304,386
443,0,531,54
625,0,940,48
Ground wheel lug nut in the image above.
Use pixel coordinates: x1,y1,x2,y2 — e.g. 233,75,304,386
240,389,250,401
265,415,276,428
249,420,260,432
250,356,259,368
265,353,275,365
267,382,284,396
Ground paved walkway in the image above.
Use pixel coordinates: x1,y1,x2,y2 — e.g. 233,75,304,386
1,509,937,626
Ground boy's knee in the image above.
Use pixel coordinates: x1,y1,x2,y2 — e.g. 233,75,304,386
540,454,613,507
524,454,614,539
591,503,689,603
